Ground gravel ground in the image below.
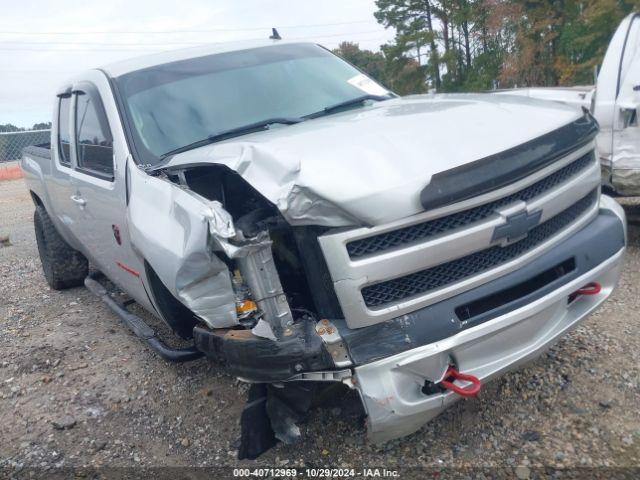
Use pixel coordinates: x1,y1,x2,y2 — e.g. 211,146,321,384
1,178,639,478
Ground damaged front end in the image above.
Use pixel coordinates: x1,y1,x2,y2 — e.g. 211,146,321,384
124,107,625,459
128,162,358,458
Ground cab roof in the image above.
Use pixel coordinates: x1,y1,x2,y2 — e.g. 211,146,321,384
100,39,306,78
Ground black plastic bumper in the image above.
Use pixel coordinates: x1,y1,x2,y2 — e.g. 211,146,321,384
193,317,334,382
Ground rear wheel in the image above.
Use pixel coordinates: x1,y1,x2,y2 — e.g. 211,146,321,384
34,206,88,290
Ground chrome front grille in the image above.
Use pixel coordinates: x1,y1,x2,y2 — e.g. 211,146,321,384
318,142,601,329
347,152,594,259
361,190,597,308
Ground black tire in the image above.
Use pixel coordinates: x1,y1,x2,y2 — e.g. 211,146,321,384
34,205,88,290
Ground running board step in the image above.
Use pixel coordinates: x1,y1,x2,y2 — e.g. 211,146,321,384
84,274,203,363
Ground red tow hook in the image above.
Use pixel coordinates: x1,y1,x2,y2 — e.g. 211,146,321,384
569,281,602,303
440,366,481,398
575,282,602,296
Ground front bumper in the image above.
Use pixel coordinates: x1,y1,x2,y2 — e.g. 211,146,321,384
354,197,626,443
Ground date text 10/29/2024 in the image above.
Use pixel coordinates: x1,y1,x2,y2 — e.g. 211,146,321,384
233,468,400,477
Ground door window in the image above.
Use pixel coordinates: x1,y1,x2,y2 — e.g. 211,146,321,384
75,85,114,179
57,96,72,166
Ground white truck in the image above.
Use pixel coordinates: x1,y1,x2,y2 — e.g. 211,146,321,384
501,12,640,196
21,38,626,458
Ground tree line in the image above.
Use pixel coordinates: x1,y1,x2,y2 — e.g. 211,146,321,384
0,122,52,133
335,0,640,95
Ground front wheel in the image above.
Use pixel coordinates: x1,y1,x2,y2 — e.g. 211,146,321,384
34,205,88,290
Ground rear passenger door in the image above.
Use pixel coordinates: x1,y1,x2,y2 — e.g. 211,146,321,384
45,92,84,249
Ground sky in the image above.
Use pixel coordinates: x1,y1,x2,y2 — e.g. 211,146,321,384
0,0,396,128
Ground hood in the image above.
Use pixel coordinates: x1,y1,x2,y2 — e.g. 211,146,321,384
161,93,586,227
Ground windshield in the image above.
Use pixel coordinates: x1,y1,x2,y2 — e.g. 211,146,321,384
114,43,391,165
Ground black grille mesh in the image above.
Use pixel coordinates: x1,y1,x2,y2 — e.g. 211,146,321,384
361,190,597,308
347,152,594,259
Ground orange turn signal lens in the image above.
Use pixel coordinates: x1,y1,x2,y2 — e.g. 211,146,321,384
236,300,257,314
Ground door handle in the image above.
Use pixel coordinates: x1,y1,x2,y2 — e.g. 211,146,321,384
70,194,86,207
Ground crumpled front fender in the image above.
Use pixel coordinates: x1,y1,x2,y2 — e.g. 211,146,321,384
127,171,238,328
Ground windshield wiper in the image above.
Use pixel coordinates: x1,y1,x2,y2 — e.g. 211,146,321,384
159,117,304,159
208,117,303,142
305,94,393,119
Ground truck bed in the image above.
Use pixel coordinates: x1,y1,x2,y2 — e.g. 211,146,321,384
22,143,51,160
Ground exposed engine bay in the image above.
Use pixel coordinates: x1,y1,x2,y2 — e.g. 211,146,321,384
163,164,343,336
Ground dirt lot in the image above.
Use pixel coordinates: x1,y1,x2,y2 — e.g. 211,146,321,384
1,177,639,477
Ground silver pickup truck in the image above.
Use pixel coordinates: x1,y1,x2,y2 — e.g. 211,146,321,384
21,39,627,458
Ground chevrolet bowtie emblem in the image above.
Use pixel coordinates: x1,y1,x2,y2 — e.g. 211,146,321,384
492,209,542,246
